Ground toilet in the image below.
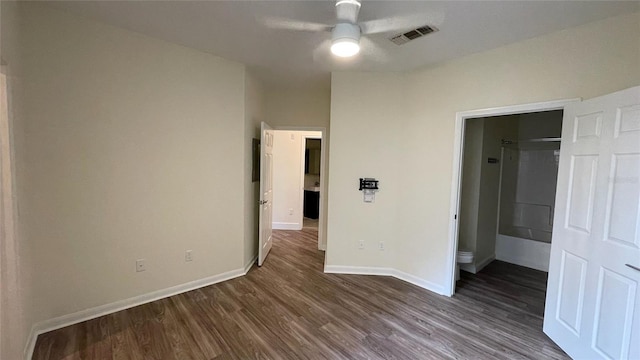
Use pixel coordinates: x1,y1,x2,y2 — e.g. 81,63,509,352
456,250,474,280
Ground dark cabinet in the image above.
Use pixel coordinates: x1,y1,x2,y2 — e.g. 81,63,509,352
303,191,320,219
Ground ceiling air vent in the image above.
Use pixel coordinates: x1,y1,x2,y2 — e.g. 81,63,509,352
389,25,437,45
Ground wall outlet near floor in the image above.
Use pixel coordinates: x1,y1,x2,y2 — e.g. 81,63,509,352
185,250,193,262
358,240,365,249
289,208,293,215
379,241,385,251
136,259,146,272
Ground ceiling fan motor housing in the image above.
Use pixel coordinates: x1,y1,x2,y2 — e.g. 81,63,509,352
332,23,361,43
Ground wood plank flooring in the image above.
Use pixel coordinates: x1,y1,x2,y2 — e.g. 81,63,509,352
33,229,568,359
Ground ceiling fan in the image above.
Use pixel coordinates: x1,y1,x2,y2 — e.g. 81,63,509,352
262,0,444,59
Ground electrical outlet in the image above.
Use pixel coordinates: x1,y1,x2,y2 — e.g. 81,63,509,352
379,241,385,251
136,259,146,272
358,240,365,249
289,208,294,215
185,250,193,262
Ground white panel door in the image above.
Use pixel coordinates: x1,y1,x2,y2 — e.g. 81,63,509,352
258,122,274,266
544,86,640,359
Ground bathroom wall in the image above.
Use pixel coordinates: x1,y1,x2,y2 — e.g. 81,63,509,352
458,115,518,273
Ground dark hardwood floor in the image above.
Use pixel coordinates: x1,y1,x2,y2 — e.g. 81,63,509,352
33,229,568,359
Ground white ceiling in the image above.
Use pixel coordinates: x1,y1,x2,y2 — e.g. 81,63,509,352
45,1,639,90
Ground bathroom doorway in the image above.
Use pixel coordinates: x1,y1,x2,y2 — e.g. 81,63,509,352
270,128,326,251
457,110,563,277
446,99,577,296
303,138,321,230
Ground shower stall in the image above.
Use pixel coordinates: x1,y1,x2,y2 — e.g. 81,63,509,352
496,137,561,271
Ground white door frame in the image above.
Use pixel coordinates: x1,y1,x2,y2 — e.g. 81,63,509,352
0,68,19,359
275,126,327,251
445,98,580,296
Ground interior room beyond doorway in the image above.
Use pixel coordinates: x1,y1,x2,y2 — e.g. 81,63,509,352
457,110,563,278
271,130,323,249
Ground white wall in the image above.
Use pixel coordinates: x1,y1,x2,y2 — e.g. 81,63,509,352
474,116,519,271
328,12,640,294
272,130,321,230
457,119,483,254
459,116,518,273
18,2,247,331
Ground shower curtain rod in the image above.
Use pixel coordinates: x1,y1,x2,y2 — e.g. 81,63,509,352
501,137,561,145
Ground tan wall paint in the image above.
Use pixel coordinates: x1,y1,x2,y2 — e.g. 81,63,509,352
265,88,331,249
327,72,406,268
19,4,247,325
0,1,34,359
328,12,640,289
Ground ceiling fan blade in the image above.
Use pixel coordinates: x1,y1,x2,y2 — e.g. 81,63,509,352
359,12,445,35
335,0,361,24
261,16,332,32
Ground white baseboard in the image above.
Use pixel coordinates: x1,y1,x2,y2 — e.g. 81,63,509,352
324,265,393,276
458,255,495,274
244,254,257,273
24,264,253,360
272,222,302,230
23,326,38,360
323,266,446,296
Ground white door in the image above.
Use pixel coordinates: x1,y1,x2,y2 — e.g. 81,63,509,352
544,86,640,359
258,122,274,266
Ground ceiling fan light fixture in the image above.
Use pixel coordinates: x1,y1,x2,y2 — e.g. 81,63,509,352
335,0,361,8
331,38,360,57
331,23,361,57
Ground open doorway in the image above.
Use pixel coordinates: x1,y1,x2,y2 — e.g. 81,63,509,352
303,138,321,230
445,102,573,356
446,99,577,297
271,129,325,252
457,110,563,278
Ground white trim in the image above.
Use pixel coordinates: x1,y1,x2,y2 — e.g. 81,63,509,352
446,98,580,297
244,254,258,274
23,327,37,360
24,264,253,360
324,266,447,296
324,265,393,276
272,222,302,230
460,254,496,274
